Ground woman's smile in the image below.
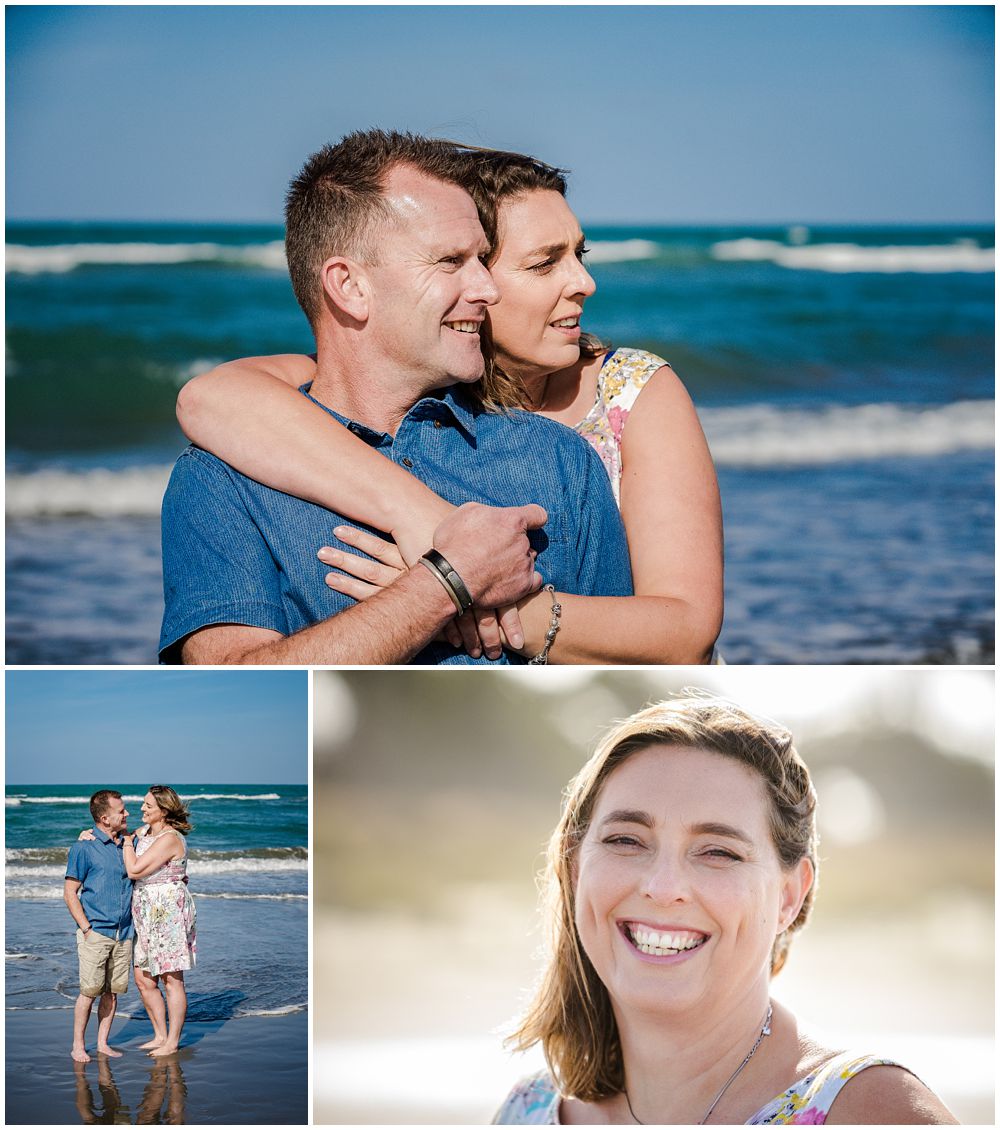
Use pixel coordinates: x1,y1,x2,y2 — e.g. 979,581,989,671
618,921,710,962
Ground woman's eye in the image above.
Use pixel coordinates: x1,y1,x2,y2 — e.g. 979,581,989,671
576,246,590,260
602,834,644,849
528,258,555,273
701,848,741,862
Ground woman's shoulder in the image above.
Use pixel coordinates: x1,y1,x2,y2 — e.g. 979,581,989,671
492,1070,560,1125
752,1049,950,1125
596,347,673,410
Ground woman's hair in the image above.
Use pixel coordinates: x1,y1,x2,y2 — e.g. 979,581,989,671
148,785,193,835
441,142,609,412
509,694,818,1101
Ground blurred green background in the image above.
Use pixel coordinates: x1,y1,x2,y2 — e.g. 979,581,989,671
313,669,993,1123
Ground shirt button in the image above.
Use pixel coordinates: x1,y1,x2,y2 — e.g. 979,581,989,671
433,420,443,429
401,458,414,468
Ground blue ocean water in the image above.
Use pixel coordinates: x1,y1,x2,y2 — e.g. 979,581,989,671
5,784,307,1020
5,222,994,662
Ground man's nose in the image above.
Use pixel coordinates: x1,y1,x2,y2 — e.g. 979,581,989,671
465,259,500,307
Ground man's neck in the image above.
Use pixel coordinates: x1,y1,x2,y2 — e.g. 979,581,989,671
310,336,448,437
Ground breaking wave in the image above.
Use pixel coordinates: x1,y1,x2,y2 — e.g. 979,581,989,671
710,238,994,274
6,240,287,275
700,399,994,466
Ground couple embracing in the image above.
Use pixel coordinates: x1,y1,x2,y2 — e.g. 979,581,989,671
64,787,197,1061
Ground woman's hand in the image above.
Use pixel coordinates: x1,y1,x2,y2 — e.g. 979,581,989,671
318,526,525,660
78,829,96,841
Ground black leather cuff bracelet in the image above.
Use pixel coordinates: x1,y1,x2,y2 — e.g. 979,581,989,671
419,550,474,615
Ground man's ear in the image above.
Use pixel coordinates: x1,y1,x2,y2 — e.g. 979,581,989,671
320,256,370,322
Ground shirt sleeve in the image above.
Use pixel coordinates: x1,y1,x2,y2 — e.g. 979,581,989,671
569,439,634,597
65,842,88,883
158,447,291,662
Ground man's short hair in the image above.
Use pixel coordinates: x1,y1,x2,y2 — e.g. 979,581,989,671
285,129,473,329
89,790,123,824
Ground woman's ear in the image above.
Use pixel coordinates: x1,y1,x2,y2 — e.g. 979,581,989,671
777,856,814,933
320,256,370,322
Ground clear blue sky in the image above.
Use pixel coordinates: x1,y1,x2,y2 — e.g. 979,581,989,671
5,670,308,784
6,5,994,224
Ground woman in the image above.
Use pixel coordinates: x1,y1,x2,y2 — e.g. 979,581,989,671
492,697,956,1125
176,145,723,664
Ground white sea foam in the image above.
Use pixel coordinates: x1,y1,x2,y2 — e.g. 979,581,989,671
5,883,66,899
237,1002,307,1016
5,240,287,275
586,239,661,264
194,892,308,901
700,399,994,466
189,858,307,875
5,466,171,518
710,238,994,273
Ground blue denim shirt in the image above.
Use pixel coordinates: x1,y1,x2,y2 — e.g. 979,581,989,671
65,829,135,942
160,384,633,663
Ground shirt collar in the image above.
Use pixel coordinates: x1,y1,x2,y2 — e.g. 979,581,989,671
298,382,479,443
93,826,116,845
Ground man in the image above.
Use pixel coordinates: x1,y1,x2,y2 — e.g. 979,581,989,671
64,790,134,1062
160,130,631,664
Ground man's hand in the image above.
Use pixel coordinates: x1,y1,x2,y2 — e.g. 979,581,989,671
432,502,546,608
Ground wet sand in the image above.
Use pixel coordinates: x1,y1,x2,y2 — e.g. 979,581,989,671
5,1008,307,1125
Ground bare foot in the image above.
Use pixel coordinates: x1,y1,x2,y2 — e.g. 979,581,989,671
148,1044,179,1057
138,1038,165,1049
97,1045,123,1058
71,1047,91,1063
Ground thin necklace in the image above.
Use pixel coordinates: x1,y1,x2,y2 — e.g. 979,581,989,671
623,1003,773,1126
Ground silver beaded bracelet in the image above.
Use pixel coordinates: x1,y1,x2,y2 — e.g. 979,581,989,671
528,584,562,665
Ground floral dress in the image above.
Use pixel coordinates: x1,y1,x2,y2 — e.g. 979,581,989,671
132,830,197,976
492,1053,905,1124
574,348,671,505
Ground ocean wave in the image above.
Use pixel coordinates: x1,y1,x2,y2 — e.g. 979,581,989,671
194,892,307,901
5,240,287,275
701,399,994,466
6,845,306,864
710,238,994,273
7,857,305,880
5,952,41,961
5,466,169,517
586,239,662,264
238,1002,307,1016
5,791,284,804
5,883,66,899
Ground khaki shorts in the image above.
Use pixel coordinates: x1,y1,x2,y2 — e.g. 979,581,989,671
77,929,132,997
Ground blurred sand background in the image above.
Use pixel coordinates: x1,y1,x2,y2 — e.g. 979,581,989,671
312,669,993,1124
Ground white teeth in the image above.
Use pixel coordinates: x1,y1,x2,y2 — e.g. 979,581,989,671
552,318,579,328
628,926,705,956
446,321,479,333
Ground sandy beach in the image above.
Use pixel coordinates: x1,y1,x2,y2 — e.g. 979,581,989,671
5,1006,307,1125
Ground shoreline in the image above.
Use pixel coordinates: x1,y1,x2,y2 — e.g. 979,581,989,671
5,1008,307,1125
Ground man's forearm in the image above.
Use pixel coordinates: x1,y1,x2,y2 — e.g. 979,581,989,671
188,565,459,665
64,886,90,932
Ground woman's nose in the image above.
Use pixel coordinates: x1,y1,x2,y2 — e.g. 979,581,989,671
568,262,596,300
641,855,690,905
